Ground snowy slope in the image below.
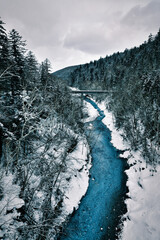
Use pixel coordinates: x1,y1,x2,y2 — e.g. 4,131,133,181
52,65,79,81
0,174,24,239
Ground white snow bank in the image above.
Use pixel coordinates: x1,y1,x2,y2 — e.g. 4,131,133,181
122,153,160,240
97,100,160,240
51,136,91,228
0,174,24,213
82,100,99,123
98,101,129,150
63,138,91,214
0,174,24,238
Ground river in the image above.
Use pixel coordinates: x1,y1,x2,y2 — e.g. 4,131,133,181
58,98,128,240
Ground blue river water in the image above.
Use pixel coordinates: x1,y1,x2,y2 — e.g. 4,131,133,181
58,98,128,240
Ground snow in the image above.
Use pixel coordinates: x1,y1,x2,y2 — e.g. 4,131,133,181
62,138,91,214
0,174,24,239
0,174,24,212
122,155,160,240
96,100,160,240
82,100,99,123
0,122,4,127
98,101,129,150
30,113,92,229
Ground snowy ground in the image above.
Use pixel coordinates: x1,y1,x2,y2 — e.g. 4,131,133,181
82,100,99,123
58,137,92,216
97,101,160,240
0,174,24,238
32,119,92,230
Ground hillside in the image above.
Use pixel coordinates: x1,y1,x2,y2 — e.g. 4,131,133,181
62,30,160,166
52,65,79,81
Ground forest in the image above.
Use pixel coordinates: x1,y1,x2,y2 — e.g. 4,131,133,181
64,31,160,167
0,18,86,239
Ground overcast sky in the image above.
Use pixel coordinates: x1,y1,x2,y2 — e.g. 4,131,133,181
1,0,160,71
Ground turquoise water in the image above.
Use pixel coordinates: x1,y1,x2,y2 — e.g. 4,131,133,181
58,98,128,240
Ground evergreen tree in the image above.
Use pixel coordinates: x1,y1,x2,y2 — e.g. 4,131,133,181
0,18,10,85
0,19,8,68
24,51,39,90
40,58,51,86
8,29,27,96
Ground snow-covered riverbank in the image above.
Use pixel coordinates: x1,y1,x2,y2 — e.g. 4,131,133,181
60,137,91,215
97,100,160,240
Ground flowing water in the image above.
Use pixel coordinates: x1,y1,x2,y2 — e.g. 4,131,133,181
58,98,128,240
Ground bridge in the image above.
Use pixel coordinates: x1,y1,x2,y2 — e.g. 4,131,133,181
71,90,110,94
71,90,111,108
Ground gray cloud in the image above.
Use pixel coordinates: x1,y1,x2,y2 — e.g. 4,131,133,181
63,25,108,54
0,0,159,71
121,1,160,31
